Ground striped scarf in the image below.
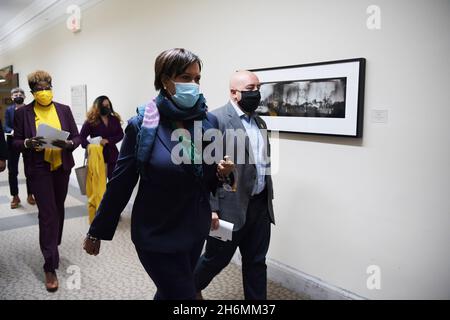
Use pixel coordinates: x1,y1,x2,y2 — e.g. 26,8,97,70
135,92,207,179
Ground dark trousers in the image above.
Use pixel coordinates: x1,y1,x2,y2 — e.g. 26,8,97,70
7,139,31,196
136,240,204,300
29,167,70,272
194,189,271,300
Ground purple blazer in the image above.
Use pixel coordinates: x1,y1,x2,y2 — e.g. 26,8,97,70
12,101,81,174
80,115,124,164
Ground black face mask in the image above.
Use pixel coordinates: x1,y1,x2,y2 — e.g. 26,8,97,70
100,106,111,116
238,90,261,113
13,97,24,105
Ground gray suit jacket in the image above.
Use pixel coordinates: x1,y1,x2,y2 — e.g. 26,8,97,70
210,102,275,231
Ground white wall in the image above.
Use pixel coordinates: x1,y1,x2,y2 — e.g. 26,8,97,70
1,0,449,299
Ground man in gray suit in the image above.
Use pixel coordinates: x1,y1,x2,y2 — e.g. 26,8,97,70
194,70,275,300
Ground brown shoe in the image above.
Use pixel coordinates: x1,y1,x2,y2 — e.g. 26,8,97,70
27,194,36,205
10,195,20,209
45,272,59,292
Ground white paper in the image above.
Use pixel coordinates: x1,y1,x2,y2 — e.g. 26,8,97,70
36,124,70,149
88,136,102,145
209,219,234,242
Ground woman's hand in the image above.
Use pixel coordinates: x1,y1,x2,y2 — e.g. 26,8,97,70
83,236,101,256
25,136,45,150
100,139,109,146
217,155,234,179
0,160,6,172
51,139,73,150
211,212,220,231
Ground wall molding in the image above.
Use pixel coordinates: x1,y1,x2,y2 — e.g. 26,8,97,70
68,176,366,300
231,251,367,300
267,258,367,300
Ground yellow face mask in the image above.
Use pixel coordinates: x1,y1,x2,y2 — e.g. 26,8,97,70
34,90,53,106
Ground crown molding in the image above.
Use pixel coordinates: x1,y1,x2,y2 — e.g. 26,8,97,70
0,0,104,56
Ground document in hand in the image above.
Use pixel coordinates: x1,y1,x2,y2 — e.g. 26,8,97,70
36,124,70,149
88,136,102,145
209,219,234,242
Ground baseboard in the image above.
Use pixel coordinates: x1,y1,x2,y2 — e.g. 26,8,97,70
69,174,365,300
231,252,366,300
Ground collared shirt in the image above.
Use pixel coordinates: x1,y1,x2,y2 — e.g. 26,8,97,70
230,100,266,195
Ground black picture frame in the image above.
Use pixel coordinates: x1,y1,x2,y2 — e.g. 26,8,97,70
250,58,365,137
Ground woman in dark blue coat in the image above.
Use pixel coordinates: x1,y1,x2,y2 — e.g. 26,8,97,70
83,48,233,300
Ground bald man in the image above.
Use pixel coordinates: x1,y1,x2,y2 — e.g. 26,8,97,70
194,71,275,300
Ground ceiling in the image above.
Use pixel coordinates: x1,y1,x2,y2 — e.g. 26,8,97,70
0,0,104,55
0,0,35,29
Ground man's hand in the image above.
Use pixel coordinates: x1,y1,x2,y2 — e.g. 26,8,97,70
211,212,220,231
51,139,73,150
83,236,101,256
0,160,6,172
217,155,234,179
100,139,109,146
25,136,45,149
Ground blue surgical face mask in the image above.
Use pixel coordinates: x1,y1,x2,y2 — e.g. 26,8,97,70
171,81,200,109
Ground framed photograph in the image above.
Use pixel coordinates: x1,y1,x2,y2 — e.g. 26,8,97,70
0,65,13,83
251,58,365,137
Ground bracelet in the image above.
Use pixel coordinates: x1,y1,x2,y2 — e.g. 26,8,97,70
86,233,99,243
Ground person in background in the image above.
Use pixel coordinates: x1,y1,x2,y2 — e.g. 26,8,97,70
0,119,7,172
194,70,275,300
13,70,80,292
80,96,124,180
83,48,234,300
4,87,35,208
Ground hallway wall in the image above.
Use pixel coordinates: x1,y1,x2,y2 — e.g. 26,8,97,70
1,0,449,299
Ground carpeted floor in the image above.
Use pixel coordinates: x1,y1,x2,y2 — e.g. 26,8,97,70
0,164,303,300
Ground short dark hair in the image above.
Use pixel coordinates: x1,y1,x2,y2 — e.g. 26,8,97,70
154,48,202,91
28,70,52,90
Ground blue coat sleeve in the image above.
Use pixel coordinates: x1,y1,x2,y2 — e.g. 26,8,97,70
4,107,14,133
0,120,7,160
87,117,140,240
